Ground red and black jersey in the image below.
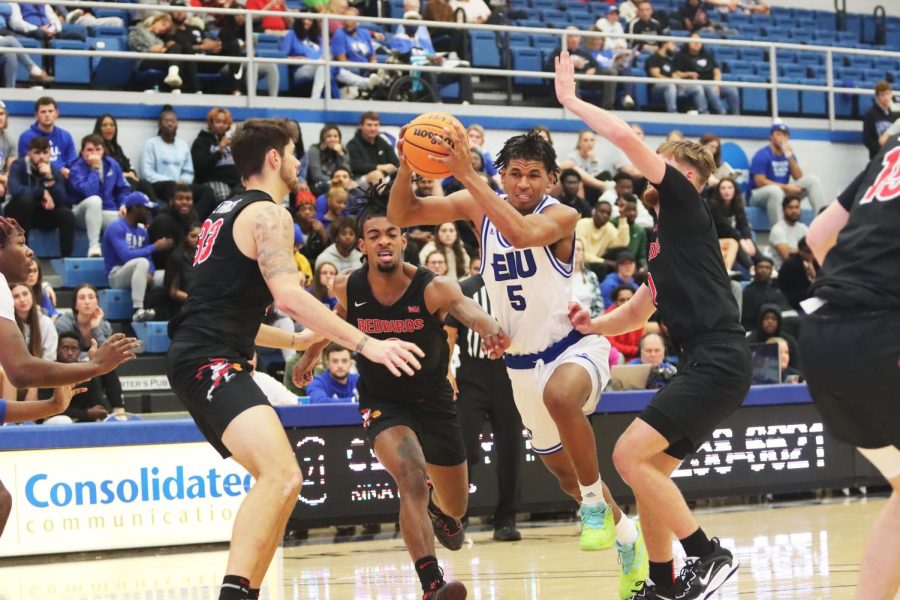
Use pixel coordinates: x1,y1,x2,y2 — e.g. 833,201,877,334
811,135,900,310
346,265,451,403
168,190,275,359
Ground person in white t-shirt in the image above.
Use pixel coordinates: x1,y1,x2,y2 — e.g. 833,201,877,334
596,6,628,50
449,0,491,23
768,196,809,262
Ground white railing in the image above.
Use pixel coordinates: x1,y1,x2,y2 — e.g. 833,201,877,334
2,0,897,124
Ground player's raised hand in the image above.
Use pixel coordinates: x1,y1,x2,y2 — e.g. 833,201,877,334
568,301,593,334
481,327,510,360
362,338,425,377
431,123,473,178
555,51,578,106
89,333,140,374
49,382,88,414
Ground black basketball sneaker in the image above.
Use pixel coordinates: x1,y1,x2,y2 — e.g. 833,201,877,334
427,483,465,551
675,538,739,599
423,580,467,600
627,580,681,600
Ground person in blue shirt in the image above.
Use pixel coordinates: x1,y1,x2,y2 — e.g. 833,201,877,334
599,250,639,307
68,134,132,258
330,14,383,92
749,121,827,226
17,97,77,177
305,343,359,404
101,192,174,322
283,17,330,99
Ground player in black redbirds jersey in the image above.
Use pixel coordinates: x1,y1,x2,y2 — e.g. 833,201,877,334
799,134,900,600
293,194,509,600
558,53,752,600
166,119,423,600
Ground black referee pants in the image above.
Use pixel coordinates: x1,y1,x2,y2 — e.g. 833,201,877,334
457,358,522,529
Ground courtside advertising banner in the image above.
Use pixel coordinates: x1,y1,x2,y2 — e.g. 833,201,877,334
0,443,251,557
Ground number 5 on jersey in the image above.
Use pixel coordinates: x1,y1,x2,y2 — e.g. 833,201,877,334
507,285,527,310
194,218,224,266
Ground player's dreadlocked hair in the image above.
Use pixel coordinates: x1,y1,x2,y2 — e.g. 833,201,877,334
0,217,24,248
353,181,391,241
493,128,559,177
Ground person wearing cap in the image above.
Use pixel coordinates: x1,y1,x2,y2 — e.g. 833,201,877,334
101,192,174,322
749,121,827,227
596,5,627,51
68,133,132,258
600,250,639,308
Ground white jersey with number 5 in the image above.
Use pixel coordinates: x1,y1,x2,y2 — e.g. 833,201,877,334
479,195,575,355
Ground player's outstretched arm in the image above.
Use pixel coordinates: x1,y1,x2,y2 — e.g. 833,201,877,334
246,204,424,377
569,284,656,336
2,383,86,424
555,51,666,185
426,276,510,359
0,320,138,389
255,323,325,352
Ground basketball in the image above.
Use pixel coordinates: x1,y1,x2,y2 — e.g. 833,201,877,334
401,112,466,179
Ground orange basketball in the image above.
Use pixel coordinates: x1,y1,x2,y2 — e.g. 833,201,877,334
401,112,466,179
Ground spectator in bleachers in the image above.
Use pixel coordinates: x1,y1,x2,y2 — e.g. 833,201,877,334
320,187,348,231
575,200,630,276
777,236,817,310
17,97,77,177
766,337,803,383
676,0,713,32
698,133,736,186
603,173,656,231
93,114,158,203
330,16,384,95
54,283,126,415
749,121,826,227
246,0,290,33
449,0,491,24
768,196,808,262
283,17,327,99
68,134,132,258
62,4,124,28
55,331,109,422
26,261,58,320
595,5,627,51
295,192,328,263
555,168,593,218
148,182,198,269
214,10,280,96
169,3,242,94
8,3,83,41
307,125,351,195
604,285,642,363
418,221,469,279
346,111,399,187
465,124,500,185
571,239,604,317
308,260,338,309
315,216,361,270
11,283,57,361
191,108,241,203
547,29,611,110
128,14,199,93
424,250,448,275
561,130,615,200
600,250,638,308
740,256,788,331
0,102,13,197
610,195,648,276
673,34,739,115
747,303,799,368
583,31,632,109
862,80,895,159
306,343,359,403
706,0,769,15
101,192,173,322
442,148,498,195
163,221,200,317
708,177,756,271
626,1,666,52
645,40,707,114
618,0,639,24
0,36,54,87
6,136,76,257
627,332,673,368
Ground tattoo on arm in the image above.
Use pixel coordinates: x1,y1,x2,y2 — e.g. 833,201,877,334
254,204,299,281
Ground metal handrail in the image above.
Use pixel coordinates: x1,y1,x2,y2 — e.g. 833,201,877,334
3,0,897,123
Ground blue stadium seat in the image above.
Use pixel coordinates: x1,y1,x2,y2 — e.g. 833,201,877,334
531,0,555,8
94,8,129,22
90,37,134,88
746,206,770,232
507,32,532,49
779,64,806,79
132,322,171,353
255,33,283,50
863,68,886,82
777,77,801,114
809,65,827,80
763,26,789,39
51,40,91,85
532,34,560,53
15,37,43,83
737,74,769,114
511,47,544,87
469,31,501,68
800,208,815,225
796,52,823,66
846,55,874,69
99,288,133,321
738,47,765,63
795,18,816,31
714,46,738,62
569,14,595,30
51,258,108,288
733,25,762,40
516,19,542,29
834,67,863,84
539,9,566,24
61,24,88,39
837,31,859,44
725,61,754,77
801,79,827,116
775,49,798,64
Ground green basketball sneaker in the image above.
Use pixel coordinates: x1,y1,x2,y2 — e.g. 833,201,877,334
578,502,615,551
617,519,650,599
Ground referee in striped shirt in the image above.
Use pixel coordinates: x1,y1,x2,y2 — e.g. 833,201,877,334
445,274,523,542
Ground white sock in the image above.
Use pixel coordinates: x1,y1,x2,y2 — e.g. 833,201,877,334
615,516,639,545
30,65,42,76
578,478,605,507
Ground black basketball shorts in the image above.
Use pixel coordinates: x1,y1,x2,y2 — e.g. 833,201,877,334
640,335,752,460
800,307,900,450
360,388,467,467
167,345,271,459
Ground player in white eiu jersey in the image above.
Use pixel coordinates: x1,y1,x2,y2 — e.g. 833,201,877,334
390,128,649,600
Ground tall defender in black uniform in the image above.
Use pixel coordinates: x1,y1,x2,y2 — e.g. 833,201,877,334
294,197,509,600
558,53,752,600
800,134,900,600
166,119,423,600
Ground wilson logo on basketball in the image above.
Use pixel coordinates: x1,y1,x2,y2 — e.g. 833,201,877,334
411,127,455,149
648,241,661,261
